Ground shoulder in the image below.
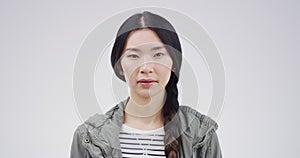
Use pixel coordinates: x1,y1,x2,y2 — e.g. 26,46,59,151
178,106,219,142
75,97,128,134
71,106,119,152
71,114,109,158
179,105,218,130
73,113,108,141
76,101,124,133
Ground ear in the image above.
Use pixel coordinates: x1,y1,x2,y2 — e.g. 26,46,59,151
172,67,176,72
119,70,124,76
116,63,124,76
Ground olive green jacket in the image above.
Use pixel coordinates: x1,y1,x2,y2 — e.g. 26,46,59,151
70,98,222,158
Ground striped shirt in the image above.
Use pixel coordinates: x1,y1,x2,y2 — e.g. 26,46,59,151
119,124,165,158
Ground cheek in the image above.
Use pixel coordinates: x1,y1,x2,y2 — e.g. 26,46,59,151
121,60,137,81
157,65,172,81
159,57,173,72
163,56,173,68
161,59,173,82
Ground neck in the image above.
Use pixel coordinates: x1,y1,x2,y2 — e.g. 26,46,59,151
123,90,166,130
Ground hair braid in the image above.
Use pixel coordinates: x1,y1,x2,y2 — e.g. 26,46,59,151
163,71,181,158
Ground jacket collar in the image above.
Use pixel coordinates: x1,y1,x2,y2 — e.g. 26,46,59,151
84,96,218,157
84,97,129,157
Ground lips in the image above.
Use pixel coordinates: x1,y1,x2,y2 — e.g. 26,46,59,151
137,79,157,88
137,79,158,83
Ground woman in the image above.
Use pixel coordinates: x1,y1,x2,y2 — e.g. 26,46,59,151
71,11,222,158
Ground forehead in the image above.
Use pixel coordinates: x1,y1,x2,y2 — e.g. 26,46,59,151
125,29,163,48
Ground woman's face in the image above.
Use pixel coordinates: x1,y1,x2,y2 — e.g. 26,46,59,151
120,29,173,98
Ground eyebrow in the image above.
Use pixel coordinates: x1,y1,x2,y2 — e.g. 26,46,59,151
124,45,165,52
151,45,165,51
124,48,141,52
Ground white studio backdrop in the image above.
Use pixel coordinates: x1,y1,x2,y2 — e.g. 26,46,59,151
0,0,299,158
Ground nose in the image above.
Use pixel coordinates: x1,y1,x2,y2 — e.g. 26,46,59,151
139,62,154,74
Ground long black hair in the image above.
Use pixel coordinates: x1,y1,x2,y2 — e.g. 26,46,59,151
110,11,183,158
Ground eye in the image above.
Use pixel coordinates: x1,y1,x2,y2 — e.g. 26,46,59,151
154,52,165,57
127,54,139,58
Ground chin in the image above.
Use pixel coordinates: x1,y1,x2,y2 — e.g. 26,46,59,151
139,88,164,98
